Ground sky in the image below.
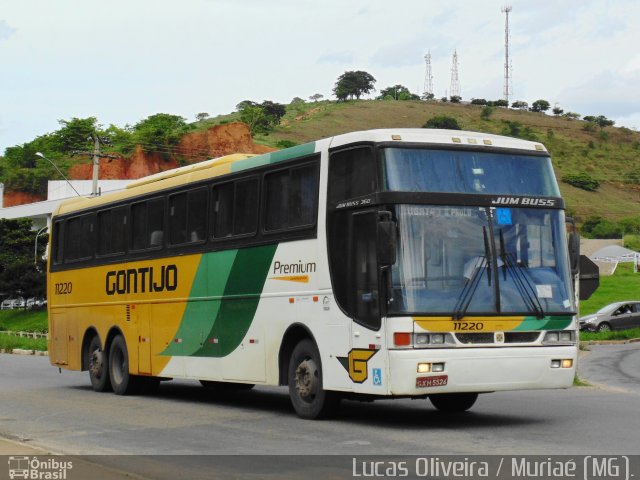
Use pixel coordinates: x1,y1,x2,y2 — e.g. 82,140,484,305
1,0,639,152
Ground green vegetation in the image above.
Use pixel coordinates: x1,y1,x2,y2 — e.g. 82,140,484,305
0,309,48,332
423,114,461,130
581,328,640,342
562,172,600,191
0,334,47,352
333,71,376,101
580,263,640,315
0,218,46,300
573,375,591,387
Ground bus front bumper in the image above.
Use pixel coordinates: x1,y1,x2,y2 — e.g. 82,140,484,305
387,346,577,396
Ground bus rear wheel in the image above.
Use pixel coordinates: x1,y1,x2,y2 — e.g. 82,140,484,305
288,339,339,419
108,335,142,395
429,393,478,412
88,335,111,392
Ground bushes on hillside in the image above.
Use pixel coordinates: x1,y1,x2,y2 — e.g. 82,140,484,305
422,115,461,130
562,172,600,191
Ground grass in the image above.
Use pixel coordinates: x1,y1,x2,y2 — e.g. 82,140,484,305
246,98,640,222
580,328,640,342
573,375,591,387
579,262,640,315
0,309,48,333
0,333,47,351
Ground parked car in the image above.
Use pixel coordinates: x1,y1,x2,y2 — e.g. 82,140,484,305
580,301,640,332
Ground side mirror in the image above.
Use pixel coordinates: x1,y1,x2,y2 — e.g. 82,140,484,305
568,232,580,276
566,217,580,276
377,211,397,267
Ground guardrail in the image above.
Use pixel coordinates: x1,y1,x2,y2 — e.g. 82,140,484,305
0,330,48,339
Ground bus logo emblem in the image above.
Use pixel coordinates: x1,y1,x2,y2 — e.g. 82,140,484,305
337,348,378,383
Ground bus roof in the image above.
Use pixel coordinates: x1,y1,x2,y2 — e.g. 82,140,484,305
328,128,548,152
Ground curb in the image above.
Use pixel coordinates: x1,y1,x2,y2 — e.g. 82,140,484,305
580,338,640,345
0,348,48,356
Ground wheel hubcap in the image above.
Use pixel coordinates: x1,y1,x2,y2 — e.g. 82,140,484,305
89,349,104,378
295,358,319,401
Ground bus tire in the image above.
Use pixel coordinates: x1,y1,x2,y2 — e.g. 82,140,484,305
429,393,478,412
288,339,339,419
87,335,111,392
108,335,142,395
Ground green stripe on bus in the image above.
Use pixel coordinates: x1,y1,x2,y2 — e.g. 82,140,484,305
162,250,238,356
231,142,316,173
162,244,277,358
193,244,277,357
514,315,573,331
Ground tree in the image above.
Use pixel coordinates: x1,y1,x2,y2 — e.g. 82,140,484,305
195,112,210,122
333,70,376,101
423,115,461,130
471,98,487,105
530,99,551,112
490,99,509,107
309,93,324,102
0,219,46,302
54,117,99,153
422,92,435,100
563,112,581,120
377,85,419,100
552,106,564,116
449,95,462,103
132,113,192,155
236,100,286,134
511,100,528,110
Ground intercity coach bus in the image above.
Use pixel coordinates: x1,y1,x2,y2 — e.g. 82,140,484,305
48,129,579,419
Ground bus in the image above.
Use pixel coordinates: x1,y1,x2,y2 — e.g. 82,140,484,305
47,129,580,419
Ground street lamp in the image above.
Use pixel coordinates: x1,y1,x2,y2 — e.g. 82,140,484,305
34,225,48,268
35,152,81,197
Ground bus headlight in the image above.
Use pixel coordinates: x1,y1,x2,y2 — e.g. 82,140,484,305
543,330,576,345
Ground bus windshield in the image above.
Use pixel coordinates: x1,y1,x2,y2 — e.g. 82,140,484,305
389,205,575,316
383,148,560,196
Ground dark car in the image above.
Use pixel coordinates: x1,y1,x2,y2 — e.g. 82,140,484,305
580,301,640,332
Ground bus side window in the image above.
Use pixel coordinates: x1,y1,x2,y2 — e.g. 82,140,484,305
328,147,376,205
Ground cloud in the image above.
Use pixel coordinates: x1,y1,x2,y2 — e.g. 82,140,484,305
317,51,355,65
560,69,640,119
0,20,16,41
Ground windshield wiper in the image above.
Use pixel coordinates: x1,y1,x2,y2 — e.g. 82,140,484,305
452,227,492,320
499,229,545,318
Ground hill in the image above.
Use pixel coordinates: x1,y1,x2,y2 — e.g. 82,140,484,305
234,99,640,223
2,99,640,227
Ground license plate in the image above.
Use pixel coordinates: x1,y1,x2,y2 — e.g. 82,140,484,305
416,375,448,388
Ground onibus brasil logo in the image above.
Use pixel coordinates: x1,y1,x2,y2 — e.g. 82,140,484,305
7,456,73,480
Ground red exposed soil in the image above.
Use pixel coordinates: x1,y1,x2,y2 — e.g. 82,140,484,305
3,122,275,207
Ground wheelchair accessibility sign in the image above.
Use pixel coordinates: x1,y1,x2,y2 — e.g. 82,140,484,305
372,368,382,386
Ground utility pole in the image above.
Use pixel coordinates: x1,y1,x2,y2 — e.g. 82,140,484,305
73,134,118,196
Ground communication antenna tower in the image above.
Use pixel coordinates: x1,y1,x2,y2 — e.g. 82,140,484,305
449,50,460,98
423,52,434,98
502,5,513,103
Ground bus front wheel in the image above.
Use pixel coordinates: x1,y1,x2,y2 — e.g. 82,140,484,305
288,339,339,419
108,335,141,395
88,335,111,392
429,393,478,412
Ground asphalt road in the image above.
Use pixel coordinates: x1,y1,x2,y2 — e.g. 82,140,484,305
0,345,638,478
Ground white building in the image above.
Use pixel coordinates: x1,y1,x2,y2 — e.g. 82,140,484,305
0,180,134,230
